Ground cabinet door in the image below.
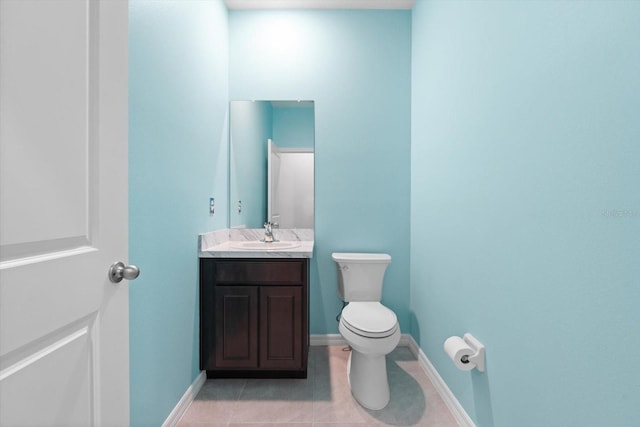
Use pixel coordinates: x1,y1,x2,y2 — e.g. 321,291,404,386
215,286,258,368
259,286,303,369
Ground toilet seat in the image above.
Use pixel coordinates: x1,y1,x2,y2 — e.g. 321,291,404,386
341,302,398,338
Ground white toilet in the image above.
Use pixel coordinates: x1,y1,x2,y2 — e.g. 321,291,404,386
332,252,401,410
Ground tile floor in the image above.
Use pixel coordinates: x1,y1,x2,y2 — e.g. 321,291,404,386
178,345,459,426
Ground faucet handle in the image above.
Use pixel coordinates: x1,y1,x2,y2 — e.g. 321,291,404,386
263,222,273,235
263,221,275,242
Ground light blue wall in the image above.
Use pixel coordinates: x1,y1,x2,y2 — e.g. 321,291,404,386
230,10,412,334
229,101,271,228
411,1,640,426
128,1,228,426
273,106,315,148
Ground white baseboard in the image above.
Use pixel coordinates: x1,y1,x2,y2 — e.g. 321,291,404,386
162,371,206,427
406,336,476,427
310,333,413,347
310,333,346,346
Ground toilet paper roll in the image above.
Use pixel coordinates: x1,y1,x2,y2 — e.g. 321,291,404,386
444,336,476,371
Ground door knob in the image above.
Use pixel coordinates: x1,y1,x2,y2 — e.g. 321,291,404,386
108,261,140,283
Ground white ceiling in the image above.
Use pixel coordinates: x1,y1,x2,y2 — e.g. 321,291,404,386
224,0,415,10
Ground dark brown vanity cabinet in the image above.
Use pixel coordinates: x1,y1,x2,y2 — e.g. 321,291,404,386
200,258,309,378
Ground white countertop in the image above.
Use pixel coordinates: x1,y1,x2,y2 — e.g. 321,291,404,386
198,228,314,259
199,240,314,258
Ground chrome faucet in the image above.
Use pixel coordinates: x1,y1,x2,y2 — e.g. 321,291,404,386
263,221,277,243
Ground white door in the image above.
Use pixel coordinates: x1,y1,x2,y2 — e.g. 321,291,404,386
267,139,281,226
278,151,314,229
0,1,130,426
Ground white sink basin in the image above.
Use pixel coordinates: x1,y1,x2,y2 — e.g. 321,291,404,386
230,241,301,251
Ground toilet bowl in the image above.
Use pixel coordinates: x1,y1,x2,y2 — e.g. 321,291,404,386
331,253,400,410
339,302,401,410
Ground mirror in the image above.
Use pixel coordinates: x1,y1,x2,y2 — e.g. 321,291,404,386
229,100,314,230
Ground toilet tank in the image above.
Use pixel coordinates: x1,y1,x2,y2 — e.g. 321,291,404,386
331,253,391,302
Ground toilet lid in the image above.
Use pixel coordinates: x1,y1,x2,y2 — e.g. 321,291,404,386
341,302,398,338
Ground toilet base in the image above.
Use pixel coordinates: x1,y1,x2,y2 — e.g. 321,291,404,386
346,350,390,410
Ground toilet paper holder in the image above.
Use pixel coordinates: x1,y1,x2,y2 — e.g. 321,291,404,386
460,333,485,372
445,333,485,372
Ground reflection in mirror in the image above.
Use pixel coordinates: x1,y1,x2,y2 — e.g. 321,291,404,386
229,100,314,230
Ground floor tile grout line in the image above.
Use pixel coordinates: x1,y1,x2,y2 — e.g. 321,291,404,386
227,378,248,425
